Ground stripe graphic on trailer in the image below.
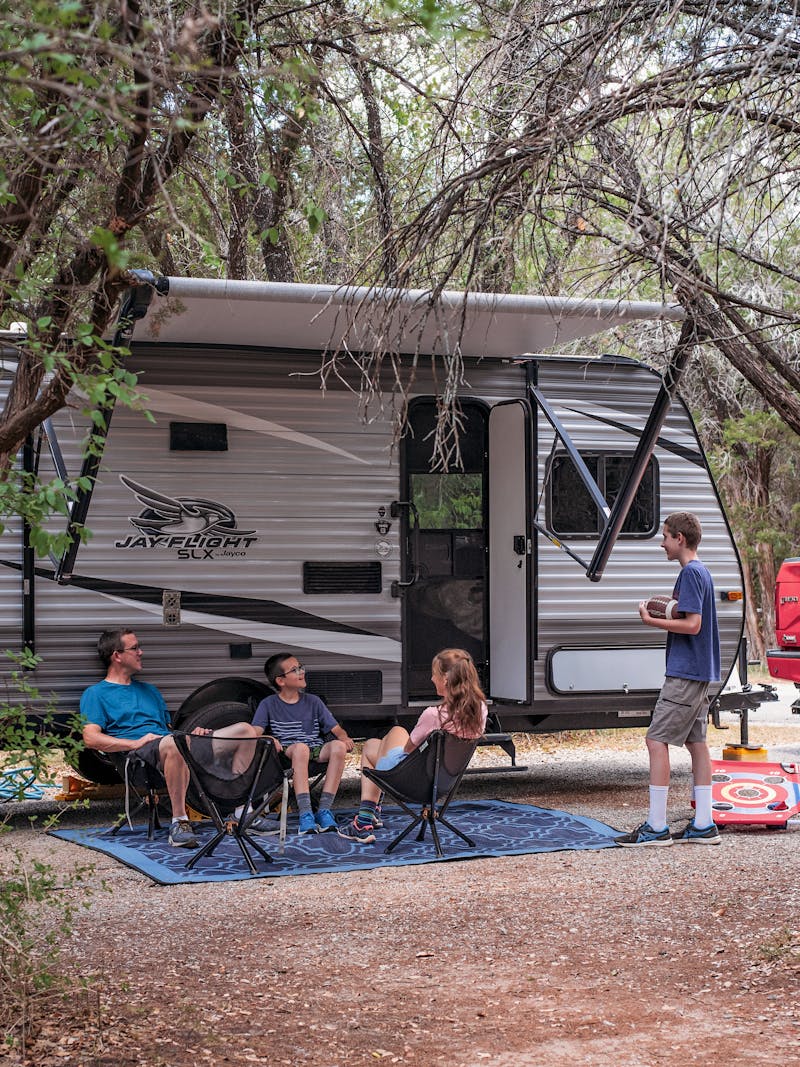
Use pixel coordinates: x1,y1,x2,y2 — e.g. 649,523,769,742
142,388,369,464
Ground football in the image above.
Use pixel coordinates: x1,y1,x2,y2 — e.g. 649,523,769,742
645,594,681,620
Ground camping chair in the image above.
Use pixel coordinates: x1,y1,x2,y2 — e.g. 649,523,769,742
172,732,286,874
108,752,168,840
362,730,480,858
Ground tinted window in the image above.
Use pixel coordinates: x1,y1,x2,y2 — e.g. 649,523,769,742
549,453,658,538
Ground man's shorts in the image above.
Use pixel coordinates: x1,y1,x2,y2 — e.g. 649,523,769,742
110,736,165,775
646,677,710,746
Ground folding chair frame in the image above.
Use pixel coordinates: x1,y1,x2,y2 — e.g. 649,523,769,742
172,733,284,875
109,753,168,840
363,731,479,858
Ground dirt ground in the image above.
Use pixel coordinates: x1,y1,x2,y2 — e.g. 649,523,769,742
4,725,800,1067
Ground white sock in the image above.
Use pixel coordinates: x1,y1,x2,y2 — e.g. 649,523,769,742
647,786,669,831
693,785,713,829
171,813,187,823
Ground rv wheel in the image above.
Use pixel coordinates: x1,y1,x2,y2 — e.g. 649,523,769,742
173,677,270,727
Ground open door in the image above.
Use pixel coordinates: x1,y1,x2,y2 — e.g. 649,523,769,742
488,400,531,703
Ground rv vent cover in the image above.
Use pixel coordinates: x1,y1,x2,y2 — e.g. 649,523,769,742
170,421,228,451
302,561,382,594
306,671,383,706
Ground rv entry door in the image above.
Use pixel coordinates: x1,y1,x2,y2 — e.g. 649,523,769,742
488,399,531,703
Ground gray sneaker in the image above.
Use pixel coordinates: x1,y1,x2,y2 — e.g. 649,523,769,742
671,819,722,845
615,821,673,847
247,812,281,834
168,819,199,848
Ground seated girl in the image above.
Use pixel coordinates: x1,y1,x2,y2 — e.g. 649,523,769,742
338,647,487,842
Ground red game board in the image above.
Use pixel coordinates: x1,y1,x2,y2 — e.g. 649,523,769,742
711,759,800,828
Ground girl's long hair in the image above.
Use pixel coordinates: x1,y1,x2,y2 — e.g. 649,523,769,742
433,648,486,738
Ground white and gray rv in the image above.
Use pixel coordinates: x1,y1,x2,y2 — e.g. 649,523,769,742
1,274,767,781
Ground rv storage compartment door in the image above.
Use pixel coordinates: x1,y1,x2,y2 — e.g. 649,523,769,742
548,646,664,694
488,399,531,703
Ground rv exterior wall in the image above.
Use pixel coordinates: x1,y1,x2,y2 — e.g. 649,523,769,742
0,340,744,733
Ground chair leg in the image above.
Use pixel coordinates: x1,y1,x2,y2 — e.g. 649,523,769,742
279,776,289,854
185,829,226,869
437,815,476,848
146,790,163,840
428,816,444,858
384,814,424,854
237,830,274,866
230,833,259,876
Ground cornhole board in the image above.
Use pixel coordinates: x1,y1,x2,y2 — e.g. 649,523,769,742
711,759,800,828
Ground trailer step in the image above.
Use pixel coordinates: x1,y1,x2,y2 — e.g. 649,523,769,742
464,733,528,775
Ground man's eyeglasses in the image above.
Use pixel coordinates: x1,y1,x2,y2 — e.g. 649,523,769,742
278,664,305,677
120,643,141,653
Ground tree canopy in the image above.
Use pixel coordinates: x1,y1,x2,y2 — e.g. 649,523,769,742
1,0,799,645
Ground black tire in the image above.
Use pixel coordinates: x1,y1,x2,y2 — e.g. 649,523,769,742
176,700,253,815
173,678,270,727
66,747,123,786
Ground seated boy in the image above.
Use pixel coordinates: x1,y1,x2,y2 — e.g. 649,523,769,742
251,652,354,834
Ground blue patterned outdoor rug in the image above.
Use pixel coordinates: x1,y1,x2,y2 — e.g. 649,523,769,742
49,800,621,885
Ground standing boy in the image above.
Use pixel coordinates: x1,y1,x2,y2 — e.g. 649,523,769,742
616,512,722,847
251,652,354,834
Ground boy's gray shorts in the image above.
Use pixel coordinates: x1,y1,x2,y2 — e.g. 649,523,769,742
646,676,710,746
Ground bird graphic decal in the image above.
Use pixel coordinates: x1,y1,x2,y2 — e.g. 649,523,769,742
120,476,256,536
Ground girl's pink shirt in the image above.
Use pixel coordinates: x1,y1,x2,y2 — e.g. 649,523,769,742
408,701,488,748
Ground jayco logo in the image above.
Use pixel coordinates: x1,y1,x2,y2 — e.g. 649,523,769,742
114,476,257,559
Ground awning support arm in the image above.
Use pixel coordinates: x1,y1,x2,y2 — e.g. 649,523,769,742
585,317,700,582
527,380,610,518
55,271,158,583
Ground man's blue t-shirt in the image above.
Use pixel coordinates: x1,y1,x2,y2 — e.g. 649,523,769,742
80,679,169,739
665,559,721,683
252,692,338,747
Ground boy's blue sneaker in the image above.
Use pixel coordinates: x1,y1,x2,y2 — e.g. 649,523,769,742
298,811,319,835
672,819,721,845
315,809,338,832
614,821,673,847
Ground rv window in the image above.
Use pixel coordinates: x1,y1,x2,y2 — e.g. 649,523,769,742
549,453,658,538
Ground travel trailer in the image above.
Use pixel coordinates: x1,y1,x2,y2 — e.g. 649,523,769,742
0,275,766,781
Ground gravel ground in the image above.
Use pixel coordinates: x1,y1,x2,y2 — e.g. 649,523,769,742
3,702,800,1067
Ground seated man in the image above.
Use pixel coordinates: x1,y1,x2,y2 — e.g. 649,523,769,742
251,652,354,835
80,627,259,848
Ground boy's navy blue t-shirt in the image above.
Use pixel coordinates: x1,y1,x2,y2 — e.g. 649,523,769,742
665,559,721,683
252,692,338,748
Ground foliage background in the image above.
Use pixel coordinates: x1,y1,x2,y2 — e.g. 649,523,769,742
1,0,799,655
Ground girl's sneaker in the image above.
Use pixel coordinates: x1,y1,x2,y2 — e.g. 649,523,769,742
337,818,376,844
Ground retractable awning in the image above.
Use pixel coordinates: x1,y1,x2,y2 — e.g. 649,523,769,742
131,276,685,356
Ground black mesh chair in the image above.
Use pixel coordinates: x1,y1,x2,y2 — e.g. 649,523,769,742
171,732,286,874
108,752,169,840
362,730,480,858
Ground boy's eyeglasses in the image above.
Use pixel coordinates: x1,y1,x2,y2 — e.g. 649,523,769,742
278,664,305,677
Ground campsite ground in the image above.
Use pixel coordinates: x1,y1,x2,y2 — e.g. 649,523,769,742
3,689,800,1066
